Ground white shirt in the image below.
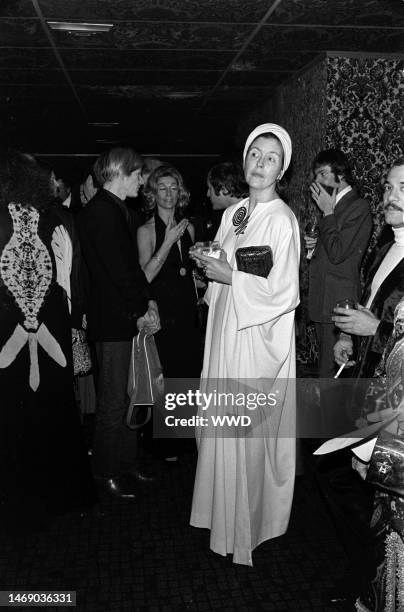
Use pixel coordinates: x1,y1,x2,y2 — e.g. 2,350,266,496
365,226,404,308
335,185,352,205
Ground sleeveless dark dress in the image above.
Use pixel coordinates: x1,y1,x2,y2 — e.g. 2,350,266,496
151,214,202,378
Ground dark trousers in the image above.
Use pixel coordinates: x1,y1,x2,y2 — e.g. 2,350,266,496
92,341,137,478
315,322,339,378
314,449,376,592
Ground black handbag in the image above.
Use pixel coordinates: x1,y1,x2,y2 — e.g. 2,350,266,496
235,245,273,278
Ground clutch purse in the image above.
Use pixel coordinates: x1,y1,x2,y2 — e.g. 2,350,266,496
235,245,273,278
72,328,92,377
366,430,404,496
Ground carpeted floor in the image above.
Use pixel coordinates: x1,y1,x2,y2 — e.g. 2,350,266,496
0,422,353,612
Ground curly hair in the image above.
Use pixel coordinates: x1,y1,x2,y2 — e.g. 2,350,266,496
142,165,190,220
207,161,248,199
0,149,54,213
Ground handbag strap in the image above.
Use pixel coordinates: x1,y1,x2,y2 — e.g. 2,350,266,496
141,329,154,403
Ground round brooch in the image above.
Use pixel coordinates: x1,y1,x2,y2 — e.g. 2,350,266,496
179,267,187,277
232,206,247,228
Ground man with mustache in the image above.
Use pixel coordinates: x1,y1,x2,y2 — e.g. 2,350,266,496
305,149,372,378
319,158,404,605
333,158,404,377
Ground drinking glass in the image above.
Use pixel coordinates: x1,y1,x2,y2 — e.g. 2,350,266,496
192,241,220,259
335,298,356,311
304,221,319,260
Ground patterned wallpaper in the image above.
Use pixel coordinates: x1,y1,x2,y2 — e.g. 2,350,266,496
238,57,327,363
326,56,404,244
240,53,404,365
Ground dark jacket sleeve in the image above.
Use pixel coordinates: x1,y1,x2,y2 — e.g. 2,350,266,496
319,198,372,265
83,199,150,320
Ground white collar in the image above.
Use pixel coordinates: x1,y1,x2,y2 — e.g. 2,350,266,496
335,185,352,204
392,225,404,247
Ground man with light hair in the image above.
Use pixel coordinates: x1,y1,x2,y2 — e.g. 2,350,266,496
78,147,159,499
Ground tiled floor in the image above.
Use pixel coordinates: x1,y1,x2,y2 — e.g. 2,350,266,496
0,429,352,612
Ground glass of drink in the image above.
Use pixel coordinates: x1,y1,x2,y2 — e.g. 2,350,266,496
333,298,356,332
192,241,221,259
304,221,319,260
335,298,356,311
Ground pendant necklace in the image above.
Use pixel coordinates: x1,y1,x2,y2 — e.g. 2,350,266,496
177,232,187,277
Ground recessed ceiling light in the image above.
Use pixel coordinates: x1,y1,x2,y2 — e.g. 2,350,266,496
47,21,113,33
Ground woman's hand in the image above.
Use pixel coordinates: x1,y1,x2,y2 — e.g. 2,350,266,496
190,249,232,285
164,218,188,247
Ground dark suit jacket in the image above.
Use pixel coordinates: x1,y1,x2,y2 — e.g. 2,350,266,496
353,240,404,378
77,189,150,342
308,189,372,323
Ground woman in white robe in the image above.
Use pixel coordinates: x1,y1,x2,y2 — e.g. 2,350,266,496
190,123,300,565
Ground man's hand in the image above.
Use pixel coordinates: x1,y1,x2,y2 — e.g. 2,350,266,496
332,304,380,336
310,182,337,216
137,300,161,335
352,457,369,480
304,235,318,250
333,337,355,367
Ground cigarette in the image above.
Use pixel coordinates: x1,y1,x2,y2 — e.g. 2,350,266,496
334,362,346,379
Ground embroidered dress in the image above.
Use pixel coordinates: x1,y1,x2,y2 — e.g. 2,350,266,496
0,203,95,527
190,197,300,565
356,297,404,611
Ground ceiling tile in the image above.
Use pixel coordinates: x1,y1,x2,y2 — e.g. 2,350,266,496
70,70,219,86
252,25,404,54
51,23,250,50
225,71,288,87
270,0,404,27
0,48,59,70
38,0,270,23
0,69,66,84
79,84,209,106
0,85,70,100
60,49,232,71
0,18,48,46
0,0,35,18
239,50,319,72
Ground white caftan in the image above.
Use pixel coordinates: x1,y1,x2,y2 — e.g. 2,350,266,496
190,197,300,566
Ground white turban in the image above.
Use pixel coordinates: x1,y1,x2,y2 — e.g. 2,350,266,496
243,123,292,178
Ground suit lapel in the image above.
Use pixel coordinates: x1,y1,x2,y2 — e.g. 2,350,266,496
362,242,392,304
334,188,357,216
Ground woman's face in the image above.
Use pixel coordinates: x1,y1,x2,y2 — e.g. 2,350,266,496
155,176,179,210
244,135,283,193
